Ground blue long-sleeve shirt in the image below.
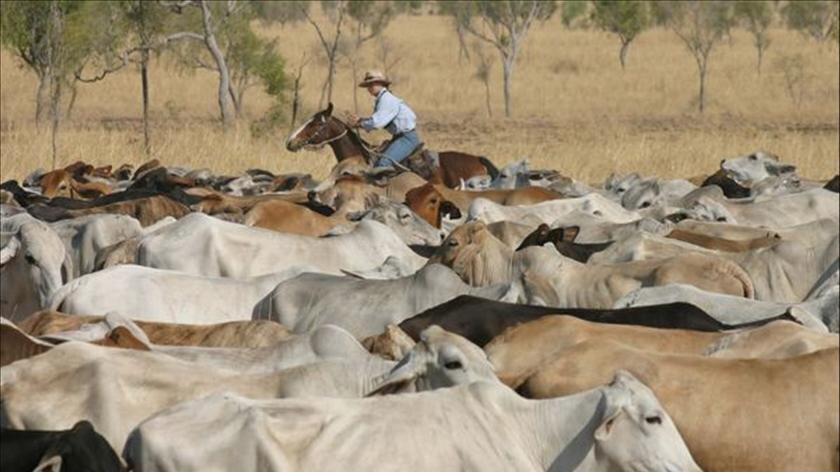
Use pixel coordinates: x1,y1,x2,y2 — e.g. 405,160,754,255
360,88,417,135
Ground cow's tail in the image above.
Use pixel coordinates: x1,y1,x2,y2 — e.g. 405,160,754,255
717,259,755,299
478,156,499,181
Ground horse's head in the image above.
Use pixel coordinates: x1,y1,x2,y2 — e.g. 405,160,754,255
286,103,347,152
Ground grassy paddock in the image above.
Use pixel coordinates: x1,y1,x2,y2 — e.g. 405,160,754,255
1,12,838,183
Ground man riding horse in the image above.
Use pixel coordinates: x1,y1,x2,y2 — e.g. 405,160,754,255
345,70,420,169
285,73,499,188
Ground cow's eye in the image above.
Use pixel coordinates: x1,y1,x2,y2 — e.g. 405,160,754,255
640,201,651,208
400,212,411,220
444,360,462,370
448,239,459,247
749,154,757,160
24,253,36,264
645,416,662,425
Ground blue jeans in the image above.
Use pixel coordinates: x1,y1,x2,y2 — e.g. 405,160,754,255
375,129,420,168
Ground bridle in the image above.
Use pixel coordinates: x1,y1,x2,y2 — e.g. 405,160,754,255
300,117,348,150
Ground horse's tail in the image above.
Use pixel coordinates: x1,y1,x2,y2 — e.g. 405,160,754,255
478,156,499,181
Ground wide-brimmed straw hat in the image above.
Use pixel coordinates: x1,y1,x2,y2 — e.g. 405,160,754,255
358,70,391,88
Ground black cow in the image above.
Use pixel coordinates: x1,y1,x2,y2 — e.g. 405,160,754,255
516,224,612,262
701,169,751,199
824,174,839,193
399,295,797,347
1,421,123,472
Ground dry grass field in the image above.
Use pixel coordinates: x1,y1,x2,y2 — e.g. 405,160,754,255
1,10,838,183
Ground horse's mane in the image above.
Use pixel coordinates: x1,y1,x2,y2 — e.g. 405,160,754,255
331,115,375,164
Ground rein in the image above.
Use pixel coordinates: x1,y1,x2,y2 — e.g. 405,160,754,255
302,125,348,150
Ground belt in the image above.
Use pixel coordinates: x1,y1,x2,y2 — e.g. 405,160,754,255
392,129,415,139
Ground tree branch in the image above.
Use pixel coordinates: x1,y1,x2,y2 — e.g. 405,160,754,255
301,5,331,53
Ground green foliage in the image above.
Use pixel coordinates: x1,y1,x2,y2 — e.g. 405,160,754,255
734,0,773,72
734,0,773,30
561,0,589,28
781,0,839,42
346,0,395,42
0,0,102,78
252,0,310,25
655,1,734,55
590,1,649,42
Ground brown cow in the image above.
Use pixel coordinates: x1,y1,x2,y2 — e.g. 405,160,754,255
518,341,839,472
404,183,562,227
18,310,292,348
30,195,189,226
244,199,344,236
405,150,500,188
404,183,462,228
39,169,113,199
189,190,309,215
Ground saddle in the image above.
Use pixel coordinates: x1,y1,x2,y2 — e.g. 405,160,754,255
375,139,438,178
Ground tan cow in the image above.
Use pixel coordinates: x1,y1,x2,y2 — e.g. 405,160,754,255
404,182,561,226
666,228,781,252
39,169,113,199
485,316,835,387
518,341,839,472
18,310,292,348
188,189,309,215
244,199,342,236
430,221,754,306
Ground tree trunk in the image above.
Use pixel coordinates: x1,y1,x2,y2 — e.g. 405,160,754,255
756,45,763,76
35,71,51,126
199,0,233,129
50,79,62,170
228,82,241,117
351,60,359,114
140,51,151,158
483,79,492,118
65,82,78,120
502,57,513,118
326,54,336,105
619,40,630,70
291,76,301,127
698,64,707,114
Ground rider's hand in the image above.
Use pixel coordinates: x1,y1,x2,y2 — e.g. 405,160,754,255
343,111,361,127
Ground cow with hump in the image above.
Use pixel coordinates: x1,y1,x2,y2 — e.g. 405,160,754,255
124,326,701,472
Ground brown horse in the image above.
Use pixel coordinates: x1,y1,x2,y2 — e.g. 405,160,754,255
285,103,499,188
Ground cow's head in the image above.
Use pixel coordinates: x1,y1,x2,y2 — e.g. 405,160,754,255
428,221,512,286
404,183,461,229
1,220,68,320
593,371,703,472
516,224,580,251
721,151,796,185
347,200,445,246
367,325,496,395
309,174,383,213
39,170,71,199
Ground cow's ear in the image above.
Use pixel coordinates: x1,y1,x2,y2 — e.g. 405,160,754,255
275,176,299,192
560,226,579,242
345,210,365,222
33,455,62,472
440,201,461,220
768,163,796,176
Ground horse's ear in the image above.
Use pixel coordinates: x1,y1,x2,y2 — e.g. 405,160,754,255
325,102,334,117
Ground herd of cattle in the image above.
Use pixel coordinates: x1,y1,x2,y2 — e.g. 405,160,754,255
1,136,839,471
